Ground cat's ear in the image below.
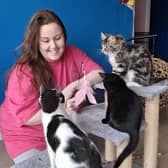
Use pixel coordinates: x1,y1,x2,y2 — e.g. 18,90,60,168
101,32,107,40
99,72,106,79
57,91,65,103
40,84,47,95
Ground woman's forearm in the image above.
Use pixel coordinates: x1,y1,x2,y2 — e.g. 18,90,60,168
73,69,104,90
24,109,42,126
79,69,104,86
63,69,104,101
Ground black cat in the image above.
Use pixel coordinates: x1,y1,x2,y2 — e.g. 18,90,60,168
99,72,143,168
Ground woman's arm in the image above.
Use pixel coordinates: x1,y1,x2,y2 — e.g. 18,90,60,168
6,65,42,127
63,69,104,101
24,109,42,125
62,69,104,112
25,70,104,122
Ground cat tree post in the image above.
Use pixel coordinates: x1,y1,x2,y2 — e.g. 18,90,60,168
104,91,116,162
105,140,116,162
104,90,132,167
143,95,159,168
116,140,133,168
104,139,132,168
129,85,168,168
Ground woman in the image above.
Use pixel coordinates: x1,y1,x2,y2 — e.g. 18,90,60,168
0,9,103,164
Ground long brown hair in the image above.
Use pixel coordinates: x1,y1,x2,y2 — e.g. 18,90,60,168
11,9,67,89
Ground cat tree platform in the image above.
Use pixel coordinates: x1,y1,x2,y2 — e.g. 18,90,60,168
12,150,142,168
94,83,168,168
12,103,145,168
12,83,168,168
77,103,146,168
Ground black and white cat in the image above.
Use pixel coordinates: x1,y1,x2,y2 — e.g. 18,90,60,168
39,86,102,168
101,32,153,87
99,72,143,168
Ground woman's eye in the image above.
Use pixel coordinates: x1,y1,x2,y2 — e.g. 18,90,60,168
41,39,49,43
54,36,61,41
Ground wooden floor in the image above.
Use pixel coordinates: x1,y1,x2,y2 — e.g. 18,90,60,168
0,108,168,168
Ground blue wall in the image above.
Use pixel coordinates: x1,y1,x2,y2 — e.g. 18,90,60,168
0,0,133,103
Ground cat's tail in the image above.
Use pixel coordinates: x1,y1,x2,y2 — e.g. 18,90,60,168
113,129,139,168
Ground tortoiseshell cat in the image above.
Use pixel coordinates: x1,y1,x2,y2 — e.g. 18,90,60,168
99,72,143,168
101,32,153,87
39,86,102,168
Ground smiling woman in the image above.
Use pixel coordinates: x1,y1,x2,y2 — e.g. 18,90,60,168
39,23,65,62
0,9,104,165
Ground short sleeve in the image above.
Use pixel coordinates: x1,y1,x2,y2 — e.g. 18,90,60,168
6,65,40,127
71,46,103,75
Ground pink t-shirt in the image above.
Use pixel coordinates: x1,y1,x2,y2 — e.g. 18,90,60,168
0,45,103,158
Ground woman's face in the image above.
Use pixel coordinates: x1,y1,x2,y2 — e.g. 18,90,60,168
39,22,65,62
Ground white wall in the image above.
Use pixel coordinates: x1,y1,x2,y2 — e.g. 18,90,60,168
134,0,151,32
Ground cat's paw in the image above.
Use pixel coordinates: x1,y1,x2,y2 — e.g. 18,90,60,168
102,118,109,124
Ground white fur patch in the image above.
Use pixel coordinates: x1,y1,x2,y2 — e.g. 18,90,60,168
126,81,142,87
55,123,87,168
42,105,89,168
127,70,136,81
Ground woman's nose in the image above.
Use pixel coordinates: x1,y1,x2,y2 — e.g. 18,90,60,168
50,40,57,48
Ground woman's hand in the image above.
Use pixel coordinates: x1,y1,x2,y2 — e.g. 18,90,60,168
65,98,79,112
62,69,104,112
62,81,77,101
62,81,79,112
